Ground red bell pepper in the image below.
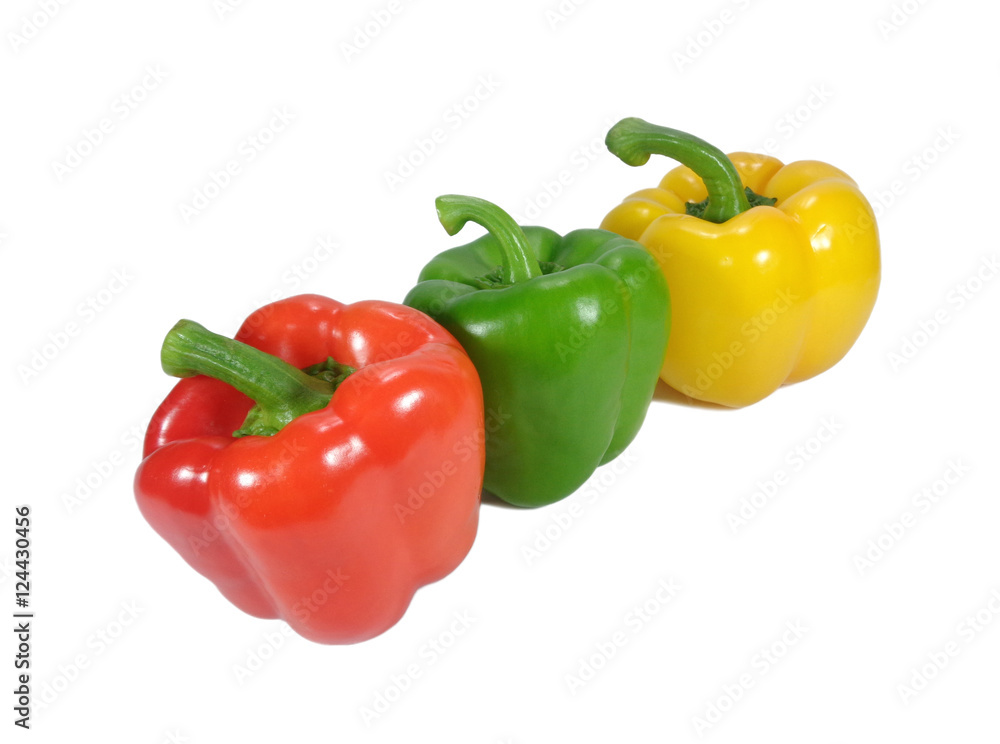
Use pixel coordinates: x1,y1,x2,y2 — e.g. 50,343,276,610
134,294,484,644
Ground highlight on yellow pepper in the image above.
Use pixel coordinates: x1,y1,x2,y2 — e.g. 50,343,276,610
601,118,880,408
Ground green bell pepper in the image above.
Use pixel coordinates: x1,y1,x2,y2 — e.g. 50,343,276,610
403,195,670,507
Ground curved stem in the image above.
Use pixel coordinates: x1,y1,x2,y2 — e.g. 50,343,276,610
605,117,751,223
435,194,541,284
162,320,342,436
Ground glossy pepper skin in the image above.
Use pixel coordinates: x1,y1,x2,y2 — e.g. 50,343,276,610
404,195,669,507
134,294,484,644
601,118,880,408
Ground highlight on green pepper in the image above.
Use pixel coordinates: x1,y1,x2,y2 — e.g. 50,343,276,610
404,194,670,507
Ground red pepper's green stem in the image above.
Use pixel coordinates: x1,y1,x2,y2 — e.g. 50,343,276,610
436,195,542,285
161,320,345,437
605,117,751,224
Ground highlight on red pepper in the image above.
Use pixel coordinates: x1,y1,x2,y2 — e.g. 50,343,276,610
134,294,485,644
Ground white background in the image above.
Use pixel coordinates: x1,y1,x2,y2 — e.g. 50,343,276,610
3,0,999,741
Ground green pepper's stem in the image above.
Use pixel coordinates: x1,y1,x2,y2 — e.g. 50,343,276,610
605,117,751,224
161,320,346,437
435,195,542,284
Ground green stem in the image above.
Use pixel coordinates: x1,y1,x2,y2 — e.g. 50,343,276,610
605,117,752,224
435,194,542,284
161,320,347,437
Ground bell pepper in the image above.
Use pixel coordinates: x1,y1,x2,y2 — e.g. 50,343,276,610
601,118,880,408
403,195,669,507
134,294,484,644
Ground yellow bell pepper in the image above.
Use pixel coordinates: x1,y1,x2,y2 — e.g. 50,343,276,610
601,118,880,408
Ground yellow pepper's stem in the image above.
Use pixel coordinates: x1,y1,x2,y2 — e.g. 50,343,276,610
606,118,751,224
